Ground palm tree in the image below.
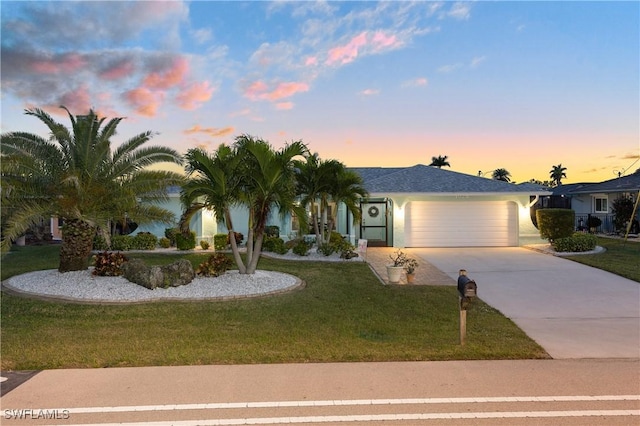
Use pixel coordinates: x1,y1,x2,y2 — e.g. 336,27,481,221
1,107,184,272
429,155,450,168
181,135,308,274
549,164,567,187
492,168,511,182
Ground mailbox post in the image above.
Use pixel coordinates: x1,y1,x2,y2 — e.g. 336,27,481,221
457,269,477,346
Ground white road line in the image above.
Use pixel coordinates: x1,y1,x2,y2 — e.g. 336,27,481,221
11,395,638,415
56,409,640,426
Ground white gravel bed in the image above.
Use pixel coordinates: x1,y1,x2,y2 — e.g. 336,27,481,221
3,269,301,303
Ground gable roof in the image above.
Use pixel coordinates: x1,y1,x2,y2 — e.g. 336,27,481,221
561,172,640,195
350,164,550,195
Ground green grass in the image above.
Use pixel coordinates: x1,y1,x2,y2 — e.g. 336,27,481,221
563,237,640,283
0,245,551,370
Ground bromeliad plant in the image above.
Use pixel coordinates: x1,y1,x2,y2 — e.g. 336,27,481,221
195,253,234,277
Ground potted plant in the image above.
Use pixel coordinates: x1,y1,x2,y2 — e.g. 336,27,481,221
404,258,419,283
386,249,408,284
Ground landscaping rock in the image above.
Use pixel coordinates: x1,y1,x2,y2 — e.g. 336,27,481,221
122,259,195,289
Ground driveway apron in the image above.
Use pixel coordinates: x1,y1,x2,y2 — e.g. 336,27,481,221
411,247,640,359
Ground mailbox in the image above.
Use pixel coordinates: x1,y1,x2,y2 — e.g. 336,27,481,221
457,270,477,299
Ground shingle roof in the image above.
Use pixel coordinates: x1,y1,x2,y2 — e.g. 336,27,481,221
350,164,550,194
564,172,640,194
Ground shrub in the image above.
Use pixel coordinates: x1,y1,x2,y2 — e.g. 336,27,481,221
132,232,157,250
196,253,234,277
587,216,602,229
552,232,597,252
292,239,311,256
93,234,110,251
317,242,335,256
536,209,574,242
200,240,210,250
612,197,635,232
165,227,179,246
214,234,228,250
262,236,288,254
111,235,134,251
175,231,196,250
265,225,280,238
92,251,128,276
159,237,171,248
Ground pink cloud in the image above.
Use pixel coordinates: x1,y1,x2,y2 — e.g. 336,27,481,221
305,56,318,66
184,125,234,137
244,81,309,102
124,87,163,117
31,53,86,74
100,60,135,80
372,31,401,51
57,85,92,113
326,32,368,65
143,57,188,90
276,102,294,110
176,81,214,110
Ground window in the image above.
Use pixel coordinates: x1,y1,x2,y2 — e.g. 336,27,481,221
594,197,608,213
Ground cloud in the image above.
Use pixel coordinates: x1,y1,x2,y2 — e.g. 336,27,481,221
191,28,213,44
176,81,214,110
243,80,309,102
276,102,294,110
326,32,368,65
360,88,380,96
184,125,234,137
402,77,428,88
442,2,472,20
437,63,463,73
99,59,136,81
123,87,163,117
143,57,189,90
470,56,486,68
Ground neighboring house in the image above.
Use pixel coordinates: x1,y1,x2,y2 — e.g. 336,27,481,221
135,164,553,248
547,172,640,234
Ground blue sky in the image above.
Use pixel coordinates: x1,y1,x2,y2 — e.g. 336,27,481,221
1,1,638,184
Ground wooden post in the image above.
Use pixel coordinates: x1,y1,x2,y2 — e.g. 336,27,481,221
459,298,467,346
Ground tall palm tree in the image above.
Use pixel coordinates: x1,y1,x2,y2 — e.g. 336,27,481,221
181,135,308,274
323,167,368,242
1,107,183,272
429,155,450,168
492,168,512,182
549,164,567,187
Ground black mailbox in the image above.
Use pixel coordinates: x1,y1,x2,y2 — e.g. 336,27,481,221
457,270,477,299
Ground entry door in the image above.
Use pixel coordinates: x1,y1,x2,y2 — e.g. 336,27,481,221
360,201,388,246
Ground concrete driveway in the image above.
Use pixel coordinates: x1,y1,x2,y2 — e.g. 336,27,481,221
410,247,640,359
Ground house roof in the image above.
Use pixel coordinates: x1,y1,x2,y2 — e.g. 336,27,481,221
558,172,640,195
350,164,551,195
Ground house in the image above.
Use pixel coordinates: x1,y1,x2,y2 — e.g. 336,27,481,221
547,172,640,233
347,165,550,248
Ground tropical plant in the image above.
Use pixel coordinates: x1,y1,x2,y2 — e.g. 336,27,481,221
611,196,635,232
429,155,450,168
181,135,308,274
404,257,419,274
549,164,567,187
389,249,409,267
492,168,512,182
0,107,183,271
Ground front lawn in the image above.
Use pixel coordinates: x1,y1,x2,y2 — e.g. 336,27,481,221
563,237,640,283
1,245,548,370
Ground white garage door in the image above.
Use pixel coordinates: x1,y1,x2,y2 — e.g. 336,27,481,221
405,201,517,247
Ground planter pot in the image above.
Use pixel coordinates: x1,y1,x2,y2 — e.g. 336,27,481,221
386,265,404,284
406,273,416,284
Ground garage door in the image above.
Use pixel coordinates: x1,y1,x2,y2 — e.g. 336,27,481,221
405,201,517,247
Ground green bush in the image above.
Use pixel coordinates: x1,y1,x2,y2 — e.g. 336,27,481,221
92,251,128,276
195,253,234,277
93,234,110,251
612,197,634,232
111,235,134,251
159,237,171,248
265,226,280,238
200,240,210,250
587,216,602,229
164,227,179,246
132,232,157,250
317,242,335,256
175,231,196,250
292,239,311,256
262,236,288,254
214,234,228,250
552,232,598,252
536,209,575,242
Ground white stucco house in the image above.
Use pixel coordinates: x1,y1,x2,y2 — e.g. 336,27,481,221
135,164,551,248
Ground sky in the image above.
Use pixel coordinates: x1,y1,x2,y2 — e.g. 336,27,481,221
1,1,638,184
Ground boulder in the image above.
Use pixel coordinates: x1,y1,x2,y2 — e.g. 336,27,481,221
122,259,195,289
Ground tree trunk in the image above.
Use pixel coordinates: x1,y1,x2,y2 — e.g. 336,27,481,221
59,219,95,272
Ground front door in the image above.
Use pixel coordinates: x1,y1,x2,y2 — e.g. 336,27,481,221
360,201,388,247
